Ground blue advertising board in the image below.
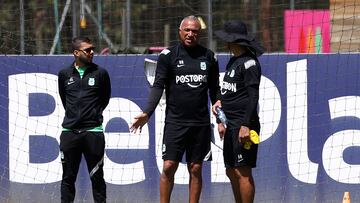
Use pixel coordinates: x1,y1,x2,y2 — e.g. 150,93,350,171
0,54,359,202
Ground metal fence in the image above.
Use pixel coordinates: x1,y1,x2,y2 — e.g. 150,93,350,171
1,0,329,54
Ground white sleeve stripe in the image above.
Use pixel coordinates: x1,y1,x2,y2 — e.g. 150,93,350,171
244,59,256,69
160,49,170,55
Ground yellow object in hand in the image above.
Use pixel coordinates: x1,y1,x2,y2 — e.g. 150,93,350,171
243,130,260,150
249,130,260,144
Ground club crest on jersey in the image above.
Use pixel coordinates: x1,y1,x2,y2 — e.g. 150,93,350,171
229,69,235,77
88,78,95,86
200,62,207,70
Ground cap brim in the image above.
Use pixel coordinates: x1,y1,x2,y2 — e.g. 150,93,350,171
214,30,251,42
215,29,264,57
237,40,265,57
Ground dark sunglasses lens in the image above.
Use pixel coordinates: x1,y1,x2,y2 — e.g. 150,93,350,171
84,47,95,53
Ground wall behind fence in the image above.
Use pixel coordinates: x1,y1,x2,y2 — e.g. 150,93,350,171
0,54,359,202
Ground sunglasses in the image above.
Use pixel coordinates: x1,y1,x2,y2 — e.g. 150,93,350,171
78,47,95,54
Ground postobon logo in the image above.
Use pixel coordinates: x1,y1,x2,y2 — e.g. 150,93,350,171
221,81,237,94
175,74,207,88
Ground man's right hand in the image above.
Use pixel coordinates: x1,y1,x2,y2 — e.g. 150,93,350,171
130,112,149,134
212,100,222,115
218,123,226,140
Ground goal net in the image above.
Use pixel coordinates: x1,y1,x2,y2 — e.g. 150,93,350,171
0,0,360,202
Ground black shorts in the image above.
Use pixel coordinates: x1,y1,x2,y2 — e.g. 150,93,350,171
223,128,259,168
162,123,212,162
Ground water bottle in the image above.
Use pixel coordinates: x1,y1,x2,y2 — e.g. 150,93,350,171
215,106,228,128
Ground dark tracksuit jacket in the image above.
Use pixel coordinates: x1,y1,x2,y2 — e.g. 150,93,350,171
220,52,261,130
58,62,111,132
144,42,221,126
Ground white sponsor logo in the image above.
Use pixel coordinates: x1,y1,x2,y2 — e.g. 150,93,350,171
60,151,64,162
67,77,75,85
237,154,243,162
7,59,360,186
175,74,207,88
221,81,237,95
177,60,185,68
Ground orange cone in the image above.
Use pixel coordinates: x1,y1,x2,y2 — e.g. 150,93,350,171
342,192,350,203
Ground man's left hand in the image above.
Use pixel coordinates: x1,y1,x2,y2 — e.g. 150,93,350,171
238,126,250,144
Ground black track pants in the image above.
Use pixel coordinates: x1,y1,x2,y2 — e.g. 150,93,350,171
60,131,106,203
